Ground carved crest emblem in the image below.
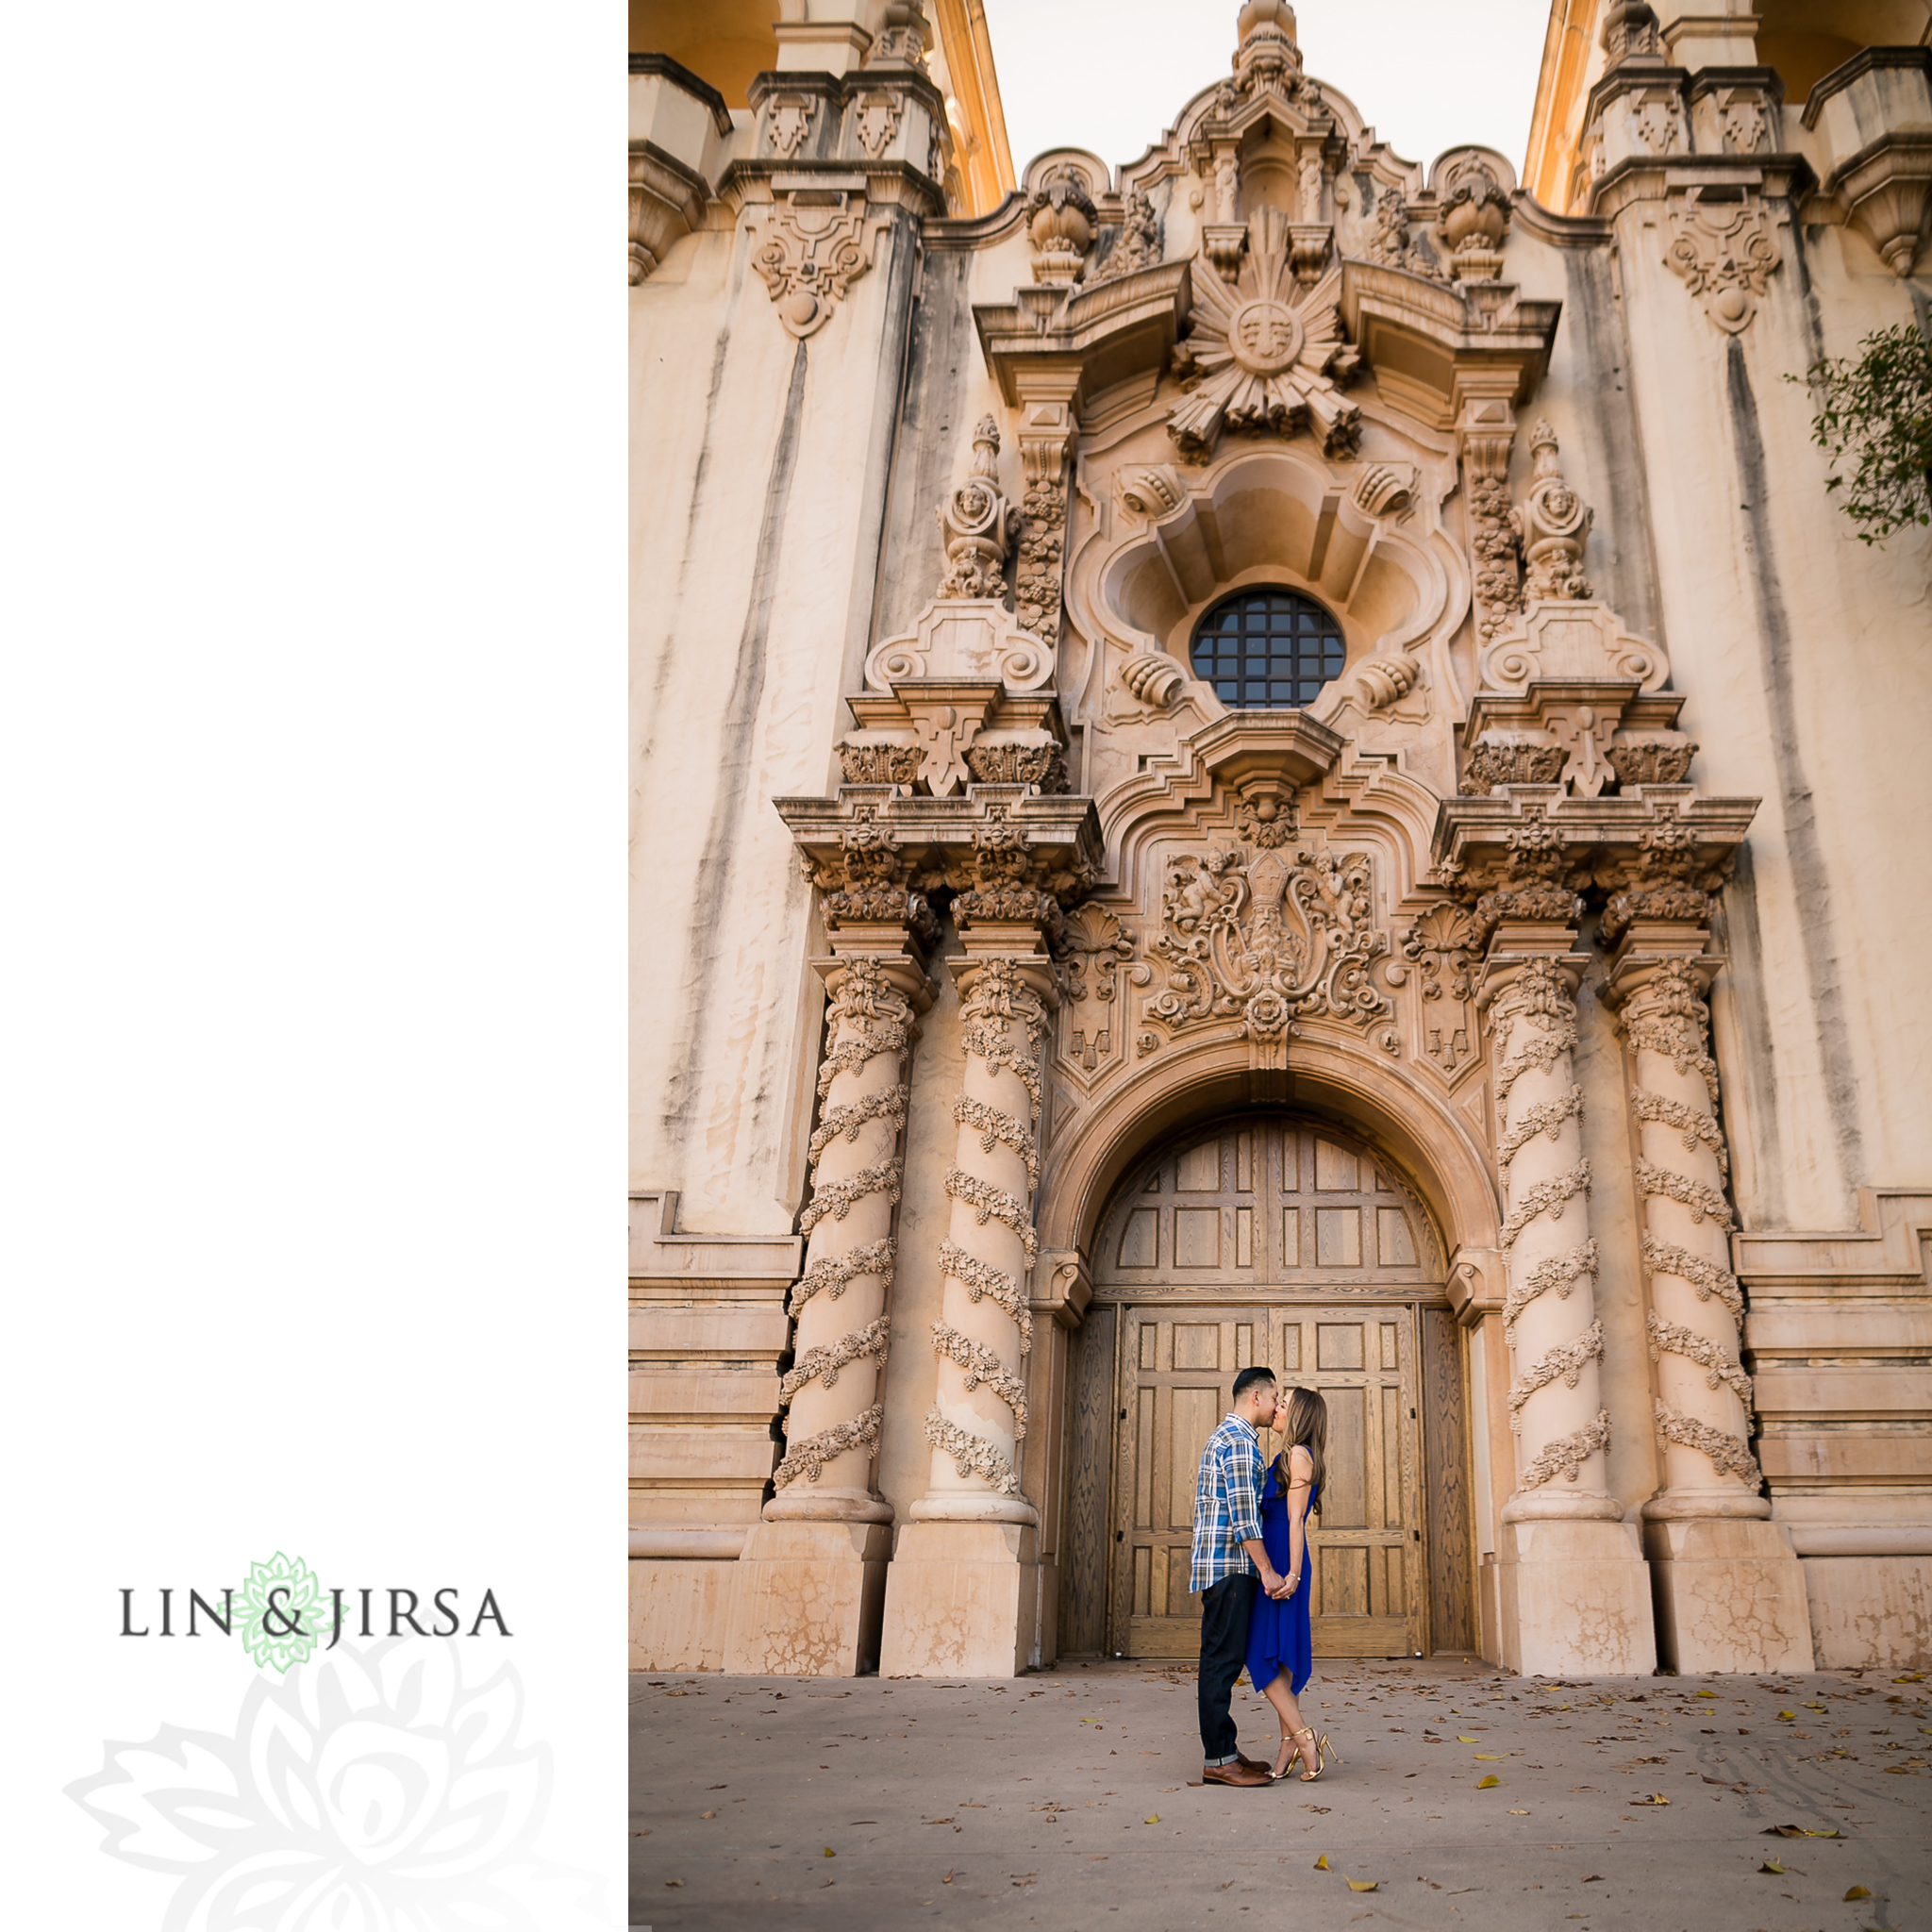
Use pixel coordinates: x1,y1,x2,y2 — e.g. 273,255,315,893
1146,833,1393,1041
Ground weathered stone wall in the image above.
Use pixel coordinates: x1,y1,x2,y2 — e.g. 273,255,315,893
629,5,1932,1675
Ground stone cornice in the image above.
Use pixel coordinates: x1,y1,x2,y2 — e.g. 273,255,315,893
776,786,1104,898
1339,260,1560,426
973,260,1192,413
1432,789,1758,886
1586,153,1817,220
628,53,733,135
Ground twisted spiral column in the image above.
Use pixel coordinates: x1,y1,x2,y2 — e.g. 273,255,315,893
1484,953,1620,1522
1608,955,1765,1518
768,954,929,1524
910,954,1053,1524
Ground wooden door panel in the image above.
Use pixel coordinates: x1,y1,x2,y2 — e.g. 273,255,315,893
1089,1118,1459,1663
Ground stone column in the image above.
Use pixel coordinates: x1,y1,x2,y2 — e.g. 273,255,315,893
1606,941,1813,1670
1479,928,1657,1675
725,903,935,1674
881,803,1069,1676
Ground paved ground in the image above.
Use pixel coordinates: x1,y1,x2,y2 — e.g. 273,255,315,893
630,1657,1932,1931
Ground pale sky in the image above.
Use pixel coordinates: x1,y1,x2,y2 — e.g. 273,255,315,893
978,0,1553,186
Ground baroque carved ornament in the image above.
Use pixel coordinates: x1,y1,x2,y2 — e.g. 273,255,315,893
1168,213,1361,462
1665,188,1781,334
752,196,874,339
1145,798,1394,1047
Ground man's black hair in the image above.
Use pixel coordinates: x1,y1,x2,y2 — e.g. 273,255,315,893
1231,1364,1277,1404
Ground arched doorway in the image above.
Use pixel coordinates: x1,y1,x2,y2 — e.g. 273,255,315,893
1058,1109,1476,1661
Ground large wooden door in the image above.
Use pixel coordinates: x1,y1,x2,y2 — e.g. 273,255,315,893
1112,1302,1422,1657
1092,1116,1450,1661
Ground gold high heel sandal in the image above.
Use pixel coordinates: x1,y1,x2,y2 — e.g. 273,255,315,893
1298,1728,1341,1783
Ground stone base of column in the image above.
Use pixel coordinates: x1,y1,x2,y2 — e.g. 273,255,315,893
721,1522,892,1677
878,1522,1042,1677
1495,1520,1657,1675
1643,1517,1814,1673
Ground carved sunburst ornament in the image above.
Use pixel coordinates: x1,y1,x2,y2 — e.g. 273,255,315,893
1169,224,1361,461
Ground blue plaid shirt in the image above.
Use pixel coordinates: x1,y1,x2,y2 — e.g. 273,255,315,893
1190,1412,1266,1594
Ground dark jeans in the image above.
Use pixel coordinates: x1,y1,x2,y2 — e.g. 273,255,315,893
1197,1573,1257,1764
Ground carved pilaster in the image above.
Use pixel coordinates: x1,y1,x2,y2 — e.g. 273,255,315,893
1456,392,1521,646
1603,950,1764,1517
1480,945,1622,1524
1013,390,1078,655
914,952,1054,1524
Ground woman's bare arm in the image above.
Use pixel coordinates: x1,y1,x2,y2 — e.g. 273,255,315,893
1284,1445,1314,1590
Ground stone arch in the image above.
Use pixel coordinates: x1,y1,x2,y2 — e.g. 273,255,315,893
1039,1026,1502,1287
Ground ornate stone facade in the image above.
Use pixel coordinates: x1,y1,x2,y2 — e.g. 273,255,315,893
632,1,1932,1679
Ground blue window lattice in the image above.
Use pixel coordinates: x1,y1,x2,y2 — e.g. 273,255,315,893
1190,589,1345,708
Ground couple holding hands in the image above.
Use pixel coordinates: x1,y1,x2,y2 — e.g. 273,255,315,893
1191,1366,1339,1787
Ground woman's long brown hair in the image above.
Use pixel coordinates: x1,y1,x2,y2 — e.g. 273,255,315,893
1274,1385,1327,1507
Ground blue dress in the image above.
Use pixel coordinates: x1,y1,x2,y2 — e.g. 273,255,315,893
1245,1467,1318,1695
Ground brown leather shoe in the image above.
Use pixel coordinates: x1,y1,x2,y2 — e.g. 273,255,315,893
1203,1759,1273,1788
1236,1752,1272,1775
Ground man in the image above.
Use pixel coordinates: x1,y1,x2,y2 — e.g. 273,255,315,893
1191,1364,1291,1787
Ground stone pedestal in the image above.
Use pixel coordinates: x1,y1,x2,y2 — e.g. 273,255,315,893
1495,1520,1657,1676
1643,1516,1813,1673
878,1521,1042,1677
722,1521,892,1677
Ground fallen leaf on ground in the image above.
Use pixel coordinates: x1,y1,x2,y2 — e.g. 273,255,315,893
1457,1735,1479,1742
1845,1885,1873,1901
1347,1878,1378,1891
942,1871,954,1885
664,1879,684,1888
1582,1874,1604,1883
1314,1854,1329,1870
1507,1808,1529,1815
1143,1815,1159,1824
822,1847,835,1857
1473,1754,1502,1760
1632,1794,1669,1806
1476,1775,1501,1789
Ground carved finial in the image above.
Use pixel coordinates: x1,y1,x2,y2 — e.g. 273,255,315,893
1027,166,1098,286
937,418,1014,600
868,0,933,69
1600,0,1663,65
1510,422,1592,602
1232,0,1302,96
1435,152,1512,281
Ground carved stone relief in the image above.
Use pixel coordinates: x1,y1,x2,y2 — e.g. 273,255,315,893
1143,822,1395,1049
1665,189,1781,334
751,196,874,339
1168,209,1361,461
1027,165,1099,285
1091,184,1164,285
1510,421,1592,603
1056,905,1146,1074
1391,903,1482,1074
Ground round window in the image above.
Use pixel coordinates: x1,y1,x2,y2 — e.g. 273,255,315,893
1189,588,1345,708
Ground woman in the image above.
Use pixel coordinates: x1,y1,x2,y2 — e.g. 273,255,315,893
1245,1385,1339,1782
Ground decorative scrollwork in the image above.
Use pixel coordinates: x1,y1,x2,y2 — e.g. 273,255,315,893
772,1402,885,1489
1634,1158,1734,1230
944,1170,1040,1260
930,1322,1029,1435
1630,1086,1730,1175
1509,1320,1606,1429
924,1404,1021,1495
1654,1399,1761,1483
1499,1160,1593,1248
1497,1085,1584,1173
1493,1020,1579,1115
1146,839,1392,1043
938,1237,1033,1353
1639,1234,1742,1324
953,1094,1038,1184
799,1159,904,1233
791,1236,895,1315
1519,1408,1611,1489
779,1316,891,1402
1503,1240,1599,1335
1646,1314,1753,1402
